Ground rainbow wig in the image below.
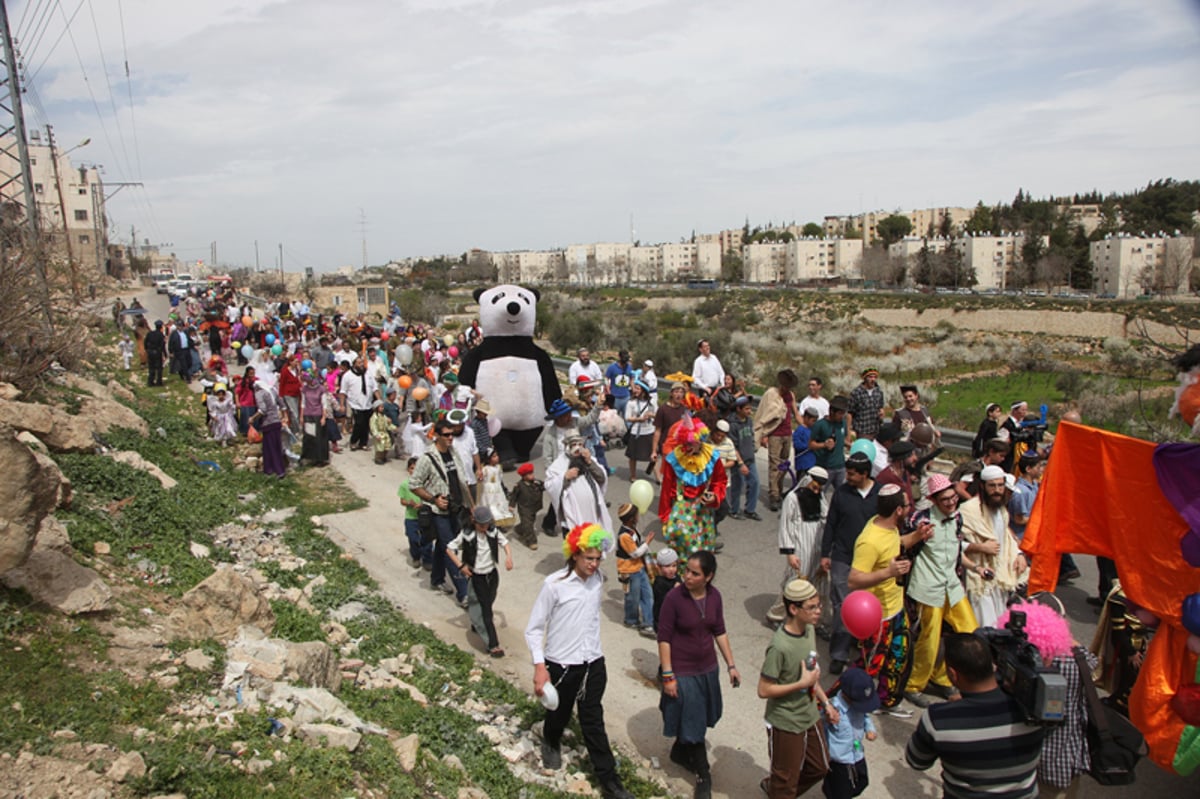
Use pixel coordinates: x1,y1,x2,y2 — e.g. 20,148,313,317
997,601,1074,661
562,523,613,559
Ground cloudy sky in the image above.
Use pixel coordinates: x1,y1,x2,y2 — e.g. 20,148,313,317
15,0,1200,271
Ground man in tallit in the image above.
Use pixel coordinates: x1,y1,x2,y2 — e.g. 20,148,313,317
544,433,612,536
958,465,1028,627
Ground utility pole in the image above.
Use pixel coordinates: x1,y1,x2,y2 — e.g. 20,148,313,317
46,125,76,295
278,243,283,280
254,240,260,272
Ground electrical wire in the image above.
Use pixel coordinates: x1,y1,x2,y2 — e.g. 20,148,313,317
84,0,133,182
16,0,50,44
115,0,139,178
18,0,60,69
25,0,86,86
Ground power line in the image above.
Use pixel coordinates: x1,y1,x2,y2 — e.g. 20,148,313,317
84,0,133,180
17,0,58,69
25,0,86,85
115,0,138,177
16,0,50,44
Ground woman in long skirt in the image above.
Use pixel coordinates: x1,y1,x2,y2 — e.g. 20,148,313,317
299,370,329,466
658,550,740,798
207,384,238,445
252,380,287,478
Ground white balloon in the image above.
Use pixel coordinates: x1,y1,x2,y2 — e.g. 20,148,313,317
396,344,414,364
242,345,255,360
539,683,559,710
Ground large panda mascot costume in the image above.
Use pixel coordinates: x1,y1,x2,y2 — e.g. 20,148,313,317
457,285,562,468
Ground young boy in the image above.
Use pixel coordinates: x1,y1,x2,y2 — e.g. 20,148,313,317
508,462,545,551
822,667,878,799
651,548,682,631
118,334,134,370
446,506,513,657
397,457,431,569
615,503,655,637
369,399,397,464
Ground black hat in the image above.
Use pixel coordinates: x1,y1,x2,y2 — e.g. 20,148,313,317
829,395,850,412
888,440,915,459
839,668,881,713
875,424,900,444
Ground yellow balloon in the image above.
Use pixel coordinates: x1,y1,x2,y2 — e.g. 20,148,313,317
443,334,455,346
629,479,655,514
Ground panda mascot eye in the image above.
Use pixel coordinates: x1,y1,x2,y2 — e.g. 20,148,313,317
491,292,505,304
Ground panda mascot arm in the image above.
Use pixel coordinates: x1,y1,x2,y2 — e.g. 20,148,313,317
458,285,562,465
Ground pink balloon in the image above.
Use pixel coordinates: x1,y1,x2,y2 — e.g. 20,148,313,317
449,346,459,358
487,416,501,438
380,331,390,341
841,590,883,640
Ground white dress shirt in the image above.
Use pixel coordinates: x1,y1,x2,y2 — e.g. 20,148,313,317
691,353,725,392
524,568,605,666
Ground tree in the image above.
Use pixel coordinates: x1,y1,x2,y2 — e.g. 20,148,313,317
721,249,744,283
876,214,913,247
965,201,994,235
801,222,823,238
914,241,935,287
860,245,905,286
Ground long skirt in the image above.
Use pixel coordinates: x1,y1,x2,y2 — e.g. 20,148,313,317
660,667,722,743
261,421,287,477
301,415,329,465
665,499,716,556
627,432,653,462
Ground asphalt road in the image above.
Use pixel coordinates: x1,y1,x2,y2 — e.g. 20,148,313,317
130,286,1189,798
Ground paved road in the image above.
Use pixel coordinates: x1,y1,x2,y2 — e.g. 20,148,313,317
133,287,1188,797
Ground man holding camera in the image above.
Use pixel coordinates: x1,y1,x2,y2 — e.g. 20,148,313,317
905,633,1045,798
411,418,472,606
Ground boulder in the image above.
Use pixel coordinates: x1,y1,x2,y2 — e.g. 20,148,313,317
33,516,71,553
103,451,177,489
226,626,340,691
0,395,148,454
262,683,384,733
168,565,275,641
106,380,136,403
1,549,113,614
0,382,21,401
106,751,147,782
79,396,149,437
298,722,361,752
391,733,420,772
30,448,72,508
0,424,66,572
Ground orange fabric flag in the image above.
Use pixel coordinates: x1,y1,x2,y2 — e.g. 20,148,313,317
1023,421,1199,774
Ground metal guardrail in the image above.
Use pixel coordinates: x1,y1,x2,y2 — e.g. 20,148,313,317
549,355,974,454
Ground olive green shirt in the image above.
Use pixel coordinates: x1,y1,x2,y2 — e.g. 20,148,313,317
906,506,966,608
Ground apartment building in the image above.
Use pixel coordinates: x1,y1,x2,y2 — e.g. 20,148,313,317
3,132,109,280
744,242,787,283
787,237,863,281
1090,234,1194,298
955,234,1024,291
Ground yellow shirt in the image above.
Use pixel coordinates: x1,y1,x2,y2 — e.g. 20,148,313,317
850,517,904,619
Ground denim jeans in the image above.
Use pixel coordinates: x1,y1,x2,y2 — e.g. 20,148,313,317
430,513,467,601
728,461,760,514
404,518,432,566
828,559,854,663
623,569,653,627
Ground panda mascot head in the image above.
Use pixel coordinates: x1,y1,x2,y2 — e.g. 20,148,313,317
457,284,562,466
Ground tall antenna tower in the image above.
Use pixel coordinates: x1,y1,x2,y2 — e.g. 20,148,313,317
0,0,39,239
357,208,368,269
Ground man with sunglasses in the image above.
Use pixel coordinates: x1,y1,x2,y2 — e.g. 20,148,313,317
410,419,472,606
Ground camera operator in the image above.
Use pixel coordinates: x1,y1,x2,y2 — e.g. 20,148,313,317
905,632,1045,798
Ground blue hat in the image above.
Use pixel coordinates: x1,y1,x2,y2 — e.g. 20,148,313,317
839,668,880,713
545,398,572,420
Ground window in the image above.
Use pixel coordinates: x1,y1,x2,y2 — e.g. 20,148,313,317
332,295,342,307
34,183,43,194
78,188,86,195
79,234,90,244
74,209,88,221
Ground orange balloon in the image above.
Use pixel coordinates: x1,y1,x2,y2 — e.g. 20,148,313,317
411,386,429,401
398,375,413,389
242,315,253,327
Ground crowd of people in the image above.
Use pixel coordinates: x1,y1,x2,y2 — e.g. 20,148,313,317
121,289,1145,799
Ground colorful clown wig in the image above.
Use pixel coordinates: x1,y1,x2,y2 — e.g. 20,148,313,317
562,523,613,559
997,601,1074,662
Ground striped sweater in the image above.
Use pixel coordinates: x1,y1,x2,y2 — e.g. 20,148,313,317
905,687,1045,799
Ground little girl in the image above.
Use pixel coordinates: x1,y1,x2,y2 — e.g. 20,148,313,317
479,449,514,526
405,409,431,459
207,384,238,445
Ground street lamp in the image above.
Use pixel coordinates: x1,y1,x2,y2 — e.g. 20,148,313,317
62,137,91,158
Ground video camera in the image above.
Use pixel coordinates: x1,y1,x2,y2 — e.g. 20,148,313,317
1013,403,1050,445
978,610,1067,725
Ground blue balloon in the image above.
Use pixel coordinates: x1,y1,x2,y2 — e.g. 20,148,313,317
1183,593,1200,637
241,345,255,360
301,359,313,371
265,334,276,345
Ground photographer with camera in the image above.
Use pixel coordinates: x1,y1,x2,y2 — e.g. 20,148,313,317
905,632,1046,798
411,417,474,607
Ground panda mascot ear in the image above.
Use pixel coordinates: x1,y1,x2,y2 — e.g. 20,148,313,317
526,287,541,301
473,287,486,302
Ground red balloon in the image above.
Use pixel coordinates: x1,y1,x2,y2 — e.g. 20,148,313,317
380,331,390,341
448,346,459,358
841,590,883,640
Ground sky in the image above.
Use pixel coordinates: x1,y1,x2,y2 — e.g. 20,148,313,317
12,0,1200,272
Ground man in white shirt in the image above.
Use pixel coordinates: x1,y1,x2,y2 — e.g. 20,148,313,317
526,524,634,799
568,347,603,386
339,357,379,450
691,339,725,396
331,340,357,366
798,376,830,421
640,359,658,392
447,408,483,489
